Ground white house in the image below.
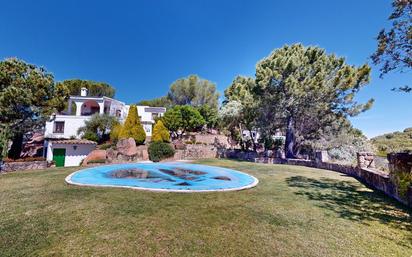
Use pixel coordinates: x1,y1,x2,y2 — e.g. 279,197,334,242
43,87,166,167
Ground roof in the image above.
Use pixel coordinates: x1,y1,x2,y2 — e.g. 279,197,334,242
144,107,166,113
53,139,97,145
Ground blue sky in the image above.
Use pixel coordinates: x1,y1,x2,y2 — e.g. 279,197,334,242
0,0,411,138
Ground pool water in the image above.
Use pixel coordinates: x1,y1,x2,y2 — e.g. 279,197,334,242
66,163,258,192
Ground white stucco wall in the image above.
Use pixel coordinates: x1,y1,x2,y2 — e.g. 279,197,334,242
45,116,91,139
143,123,153,136
45,141,96,167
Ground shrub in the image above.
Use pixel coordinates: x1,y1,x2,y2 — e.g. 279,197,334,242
98,143,113,150
87,159,106,164
119,105,146,145
82,131,99,142
148,142,175,162
0,126,10,160
391,171,412,198
110,123,122,143
77,113,119,143
152,120,170,142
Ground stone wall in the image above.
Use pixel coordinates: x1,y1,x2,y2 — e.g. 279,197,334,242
172,144,219,160
221,149,409,208
387,153,412,206
357,152,375,169
182,133,229,146
1,161,48,172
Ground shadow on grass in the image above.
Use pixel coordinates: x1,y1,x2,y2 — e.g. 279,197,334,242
286,176,412,244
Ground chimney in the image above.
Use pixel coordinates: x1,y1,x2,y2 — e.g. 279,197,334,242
80,87,88,96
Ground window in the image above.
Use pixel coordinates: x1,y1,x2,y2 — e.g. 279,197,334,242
54,121,65,133
152,113,159,120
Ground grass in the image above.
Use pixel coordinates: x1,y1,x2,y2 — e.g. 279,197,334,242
0,159,411,257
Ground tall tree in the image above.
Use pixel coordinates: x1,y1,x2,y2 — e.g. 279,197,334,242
58,79,116,97
372,0,412,92
255,44,373,158
168,75,219,109
0,58,68,158
222,76,259,150
137,96,172,107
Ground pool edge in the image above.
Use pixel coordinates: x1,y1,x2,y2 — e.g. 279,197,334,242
64,164,259,193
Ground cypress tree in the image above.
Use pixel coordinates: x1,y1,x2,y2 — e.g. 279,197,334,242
110,123,122,143
152,120,170,142
119,105,146,145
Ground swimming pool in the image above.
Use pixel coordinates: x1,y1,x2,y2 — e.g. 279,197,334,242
65,162,258,192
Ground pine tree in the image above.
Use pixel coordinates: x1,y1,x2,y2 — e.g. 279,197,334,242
152,120,170,142
255,44,373,158
119,105,146,145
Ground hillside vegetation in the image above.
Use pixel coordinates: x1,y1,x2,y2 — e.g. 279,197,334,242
371,128,412,156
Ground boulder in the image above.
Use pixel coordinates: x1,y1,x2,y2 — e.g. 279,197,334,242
106,140,149,163
83,150,107,166
136,145,149,160
117,138,138,156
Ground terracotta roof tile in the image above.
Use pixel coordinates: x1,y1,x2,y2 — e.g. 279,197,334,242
53,139,97,145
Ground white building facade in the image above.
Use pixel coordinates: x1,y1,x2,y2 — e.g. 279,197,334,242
44,88,166,167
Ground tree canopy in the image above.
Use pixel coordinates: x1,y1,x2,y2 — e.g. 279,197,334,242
58,79,116,97
138,75,220,112
168,75,219,109
0,58,69,158
221,76,259,150
77,114,119,143
254,44,373,158
196,105,218,129
372,0,412,92
162,105,205,135
137,96,172,108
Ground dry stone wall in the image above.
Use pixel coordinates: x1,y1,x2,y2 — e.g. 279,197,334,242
1,161,47,172
221,149,410,208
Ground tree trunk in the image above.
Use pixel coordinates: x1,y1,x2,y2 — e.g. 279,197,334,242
248,128,257,151
8,133,23,159
285,116,296,159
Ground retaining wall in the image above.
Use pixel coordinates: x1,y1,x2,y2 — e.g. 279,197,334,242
221,149,410,208
1,161,48,173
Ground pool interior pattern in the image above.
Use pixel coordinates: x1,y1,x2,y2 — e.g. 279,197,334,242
66,163,258,192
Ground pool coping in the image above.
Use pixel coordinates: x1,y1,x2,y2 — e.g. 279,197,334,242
64,163,259,193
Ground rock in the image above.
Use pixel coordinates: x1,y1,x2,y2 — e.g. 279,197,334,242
137,145,149,160
106,140,149,163
83,150,107,166
117,138,138,156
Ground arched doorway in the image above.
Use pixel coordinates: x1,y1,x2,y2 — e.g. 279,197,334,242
81,100,100,116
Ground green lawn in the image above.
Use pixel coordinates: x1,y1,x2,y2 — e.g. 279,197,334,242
0,159,411,257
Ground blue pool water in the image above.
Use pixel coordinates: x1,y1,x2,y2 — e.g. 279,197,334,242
66,163,258,192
